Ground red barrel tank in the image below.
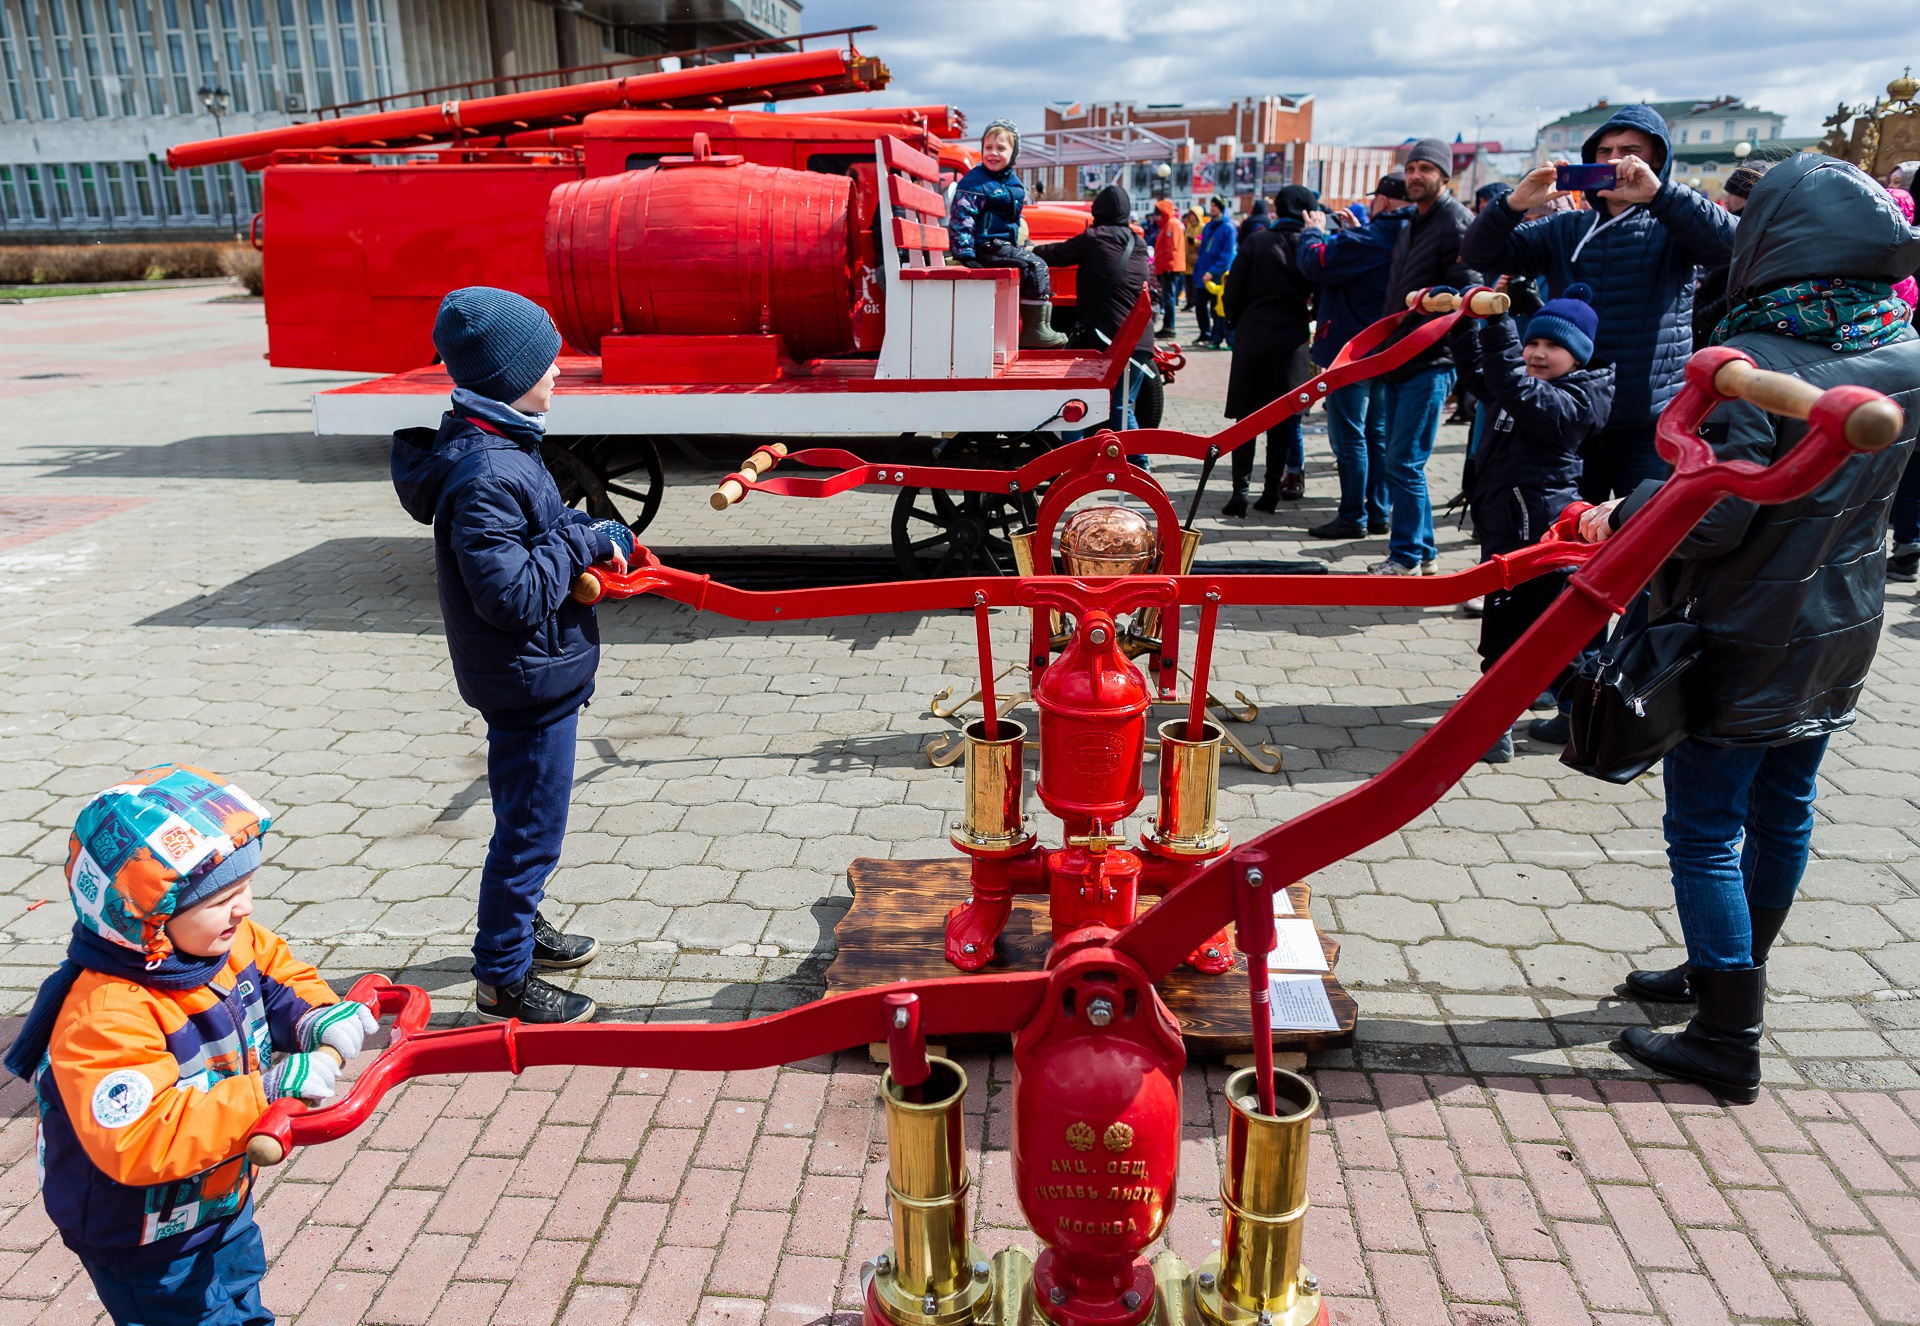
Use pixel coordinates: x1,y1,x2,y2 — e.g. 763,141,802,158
546,133,856,358
1034,609,1150,830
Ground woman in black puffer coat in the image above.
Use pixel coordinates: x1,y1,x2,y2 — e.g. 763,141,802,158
1220,184,1318,515
1578,153,1920,1104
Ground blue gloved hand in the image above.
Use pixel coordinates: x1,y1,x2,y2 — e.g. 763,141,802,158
589,519,635,561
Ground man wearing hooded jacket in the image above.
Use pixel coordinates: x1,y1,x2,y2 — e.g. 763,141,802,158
1035,183,1155,433
1574,153,1920,1103
1464,104,1739,503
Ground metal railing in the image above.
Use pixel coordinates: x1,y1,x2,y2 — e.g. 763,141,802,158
309,24,876,119
1011,120,1191,168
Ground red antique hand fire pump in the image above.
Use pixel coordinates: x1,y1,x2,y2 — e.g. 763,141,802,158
244,353,1904,1326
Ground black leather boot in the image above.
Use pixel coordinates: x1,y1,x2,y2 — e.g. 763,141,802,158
1618,964,1766,1104
532,910,600,970
476,972,597,1024
1223,442,1254,517
1252,436,1285,512
1624,964,1692,1002
1625,904,1789,1003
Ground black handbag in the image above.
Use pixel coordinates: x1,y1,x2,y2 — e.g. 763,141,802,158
1559,592,1706,784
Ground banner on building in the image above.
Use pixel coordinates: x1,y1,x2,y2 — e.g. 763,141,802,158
1262,150,1286,185
1079,165,1104,194
1193,155,1214,195
1234,155,1258,193
1171,162,1192,195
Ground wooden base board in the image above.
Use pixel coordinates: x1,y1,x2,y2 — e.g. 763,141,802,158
829,858,1357,1055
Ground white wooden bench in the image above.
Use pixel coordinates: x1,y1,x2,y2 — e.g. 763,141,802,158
872,136,1019,380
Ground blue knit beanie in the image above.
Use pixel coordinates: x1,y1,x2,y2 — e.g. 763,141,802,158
433,287,563,405
1526,283,1600,366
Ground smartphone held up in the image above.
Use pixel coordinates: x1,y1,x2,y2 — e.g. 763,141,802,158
1556,162,1618,192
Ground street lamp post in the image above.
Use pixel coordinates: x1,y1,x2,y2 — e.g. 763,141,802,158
197,81,233,233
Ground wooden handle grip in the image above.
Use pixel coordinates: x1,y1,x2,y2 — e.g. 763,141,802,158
1408,290,1460,313
741,443,787,477
244,1046,346,1167
1466,290,1510,316
1712,360,1905,451
710,444,788,511
570,571,603,604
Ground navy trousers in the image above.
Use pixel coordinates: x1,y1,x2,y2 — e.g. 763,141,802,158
79,1211,272,1326
475,709,578,987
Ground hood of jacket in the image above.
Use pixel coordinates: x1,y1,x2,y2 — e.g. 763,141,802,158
391,414,523,526
1092,184,1131,226
1153,197,1178,224
1724,152,1920,301
1581,103,1674,201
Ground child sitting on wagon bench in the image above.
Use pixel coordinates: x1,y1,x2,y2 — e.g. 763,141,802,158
949,119,1070,349
4,764,379,1326
392,286,626,1025
1447,285,1615,763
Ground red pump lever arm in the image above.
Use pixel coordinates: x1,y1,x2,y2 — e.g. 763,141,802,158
717,288,1498,507
247,970,1047,1166
1111,349,1906,983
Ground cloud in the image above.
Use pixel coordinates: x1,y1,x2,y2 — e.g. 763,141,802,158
796,0,1920,148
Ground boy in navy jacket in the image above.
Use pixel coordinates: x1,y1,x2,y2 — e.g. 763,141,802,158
392,287,625,1023
1448,285,1615,761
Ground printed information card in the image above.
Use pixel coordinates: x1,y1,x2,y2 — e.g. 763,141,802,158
1268,917,1330,972
1268,975,1341,1031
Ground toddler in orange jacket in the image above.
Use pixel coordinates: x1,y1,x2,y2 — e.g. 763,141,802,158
4,764,377,1325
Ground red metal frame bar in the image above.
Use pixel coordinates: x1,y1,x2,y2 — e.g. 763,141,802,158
718,291,1473,509
306,26,879,119
256,348,1901,1167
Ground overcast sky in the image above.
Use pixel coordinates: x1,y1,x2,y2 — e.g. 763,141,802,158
796,1,1919,149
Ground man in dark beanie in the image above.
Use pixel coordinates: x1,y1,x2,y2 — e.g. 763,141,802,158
1373,136,1479,573
392,286,629,1025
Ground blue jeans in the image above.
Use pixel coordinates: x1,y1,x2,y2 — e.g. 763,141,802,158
476,709,578,986
1324,378,1388,527
80,1208,272,1325
1381,367,1454,567
1662,734,1829,970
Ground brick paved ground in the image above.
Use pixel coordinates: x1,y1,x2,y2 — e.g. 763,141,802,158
1,289,1918,1323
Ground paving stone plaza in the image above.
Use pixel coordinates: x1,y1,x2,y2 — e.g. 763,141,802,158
4,287,1920,1324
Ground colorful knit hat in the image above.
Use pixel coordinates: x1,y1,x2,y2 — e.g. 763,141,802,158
66,765,270,967
1527,283,1601,366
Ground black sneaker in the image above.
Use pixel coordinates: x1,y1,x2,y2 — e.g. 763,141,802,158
1367,519,1389,535
1889,544,1919,582
1528,713,1570,745
1308,518,1367,540
476,973,596,1024
532,911,599,970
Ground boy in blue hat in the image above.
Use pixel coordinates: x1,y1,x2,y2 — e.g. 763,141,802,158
392,287,627,1024
1449,285,1616,761
5,764,377,1325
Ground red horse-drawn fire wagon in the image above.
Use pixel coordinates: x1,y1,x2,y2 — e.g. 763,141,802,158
169,30,1150,547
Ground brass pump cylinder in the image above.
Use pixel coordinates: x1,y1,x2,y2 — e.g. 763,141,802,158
952,719,1032,853
1147,720,1228,857
1198,1067,1322,1326
877,1058,988,1325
